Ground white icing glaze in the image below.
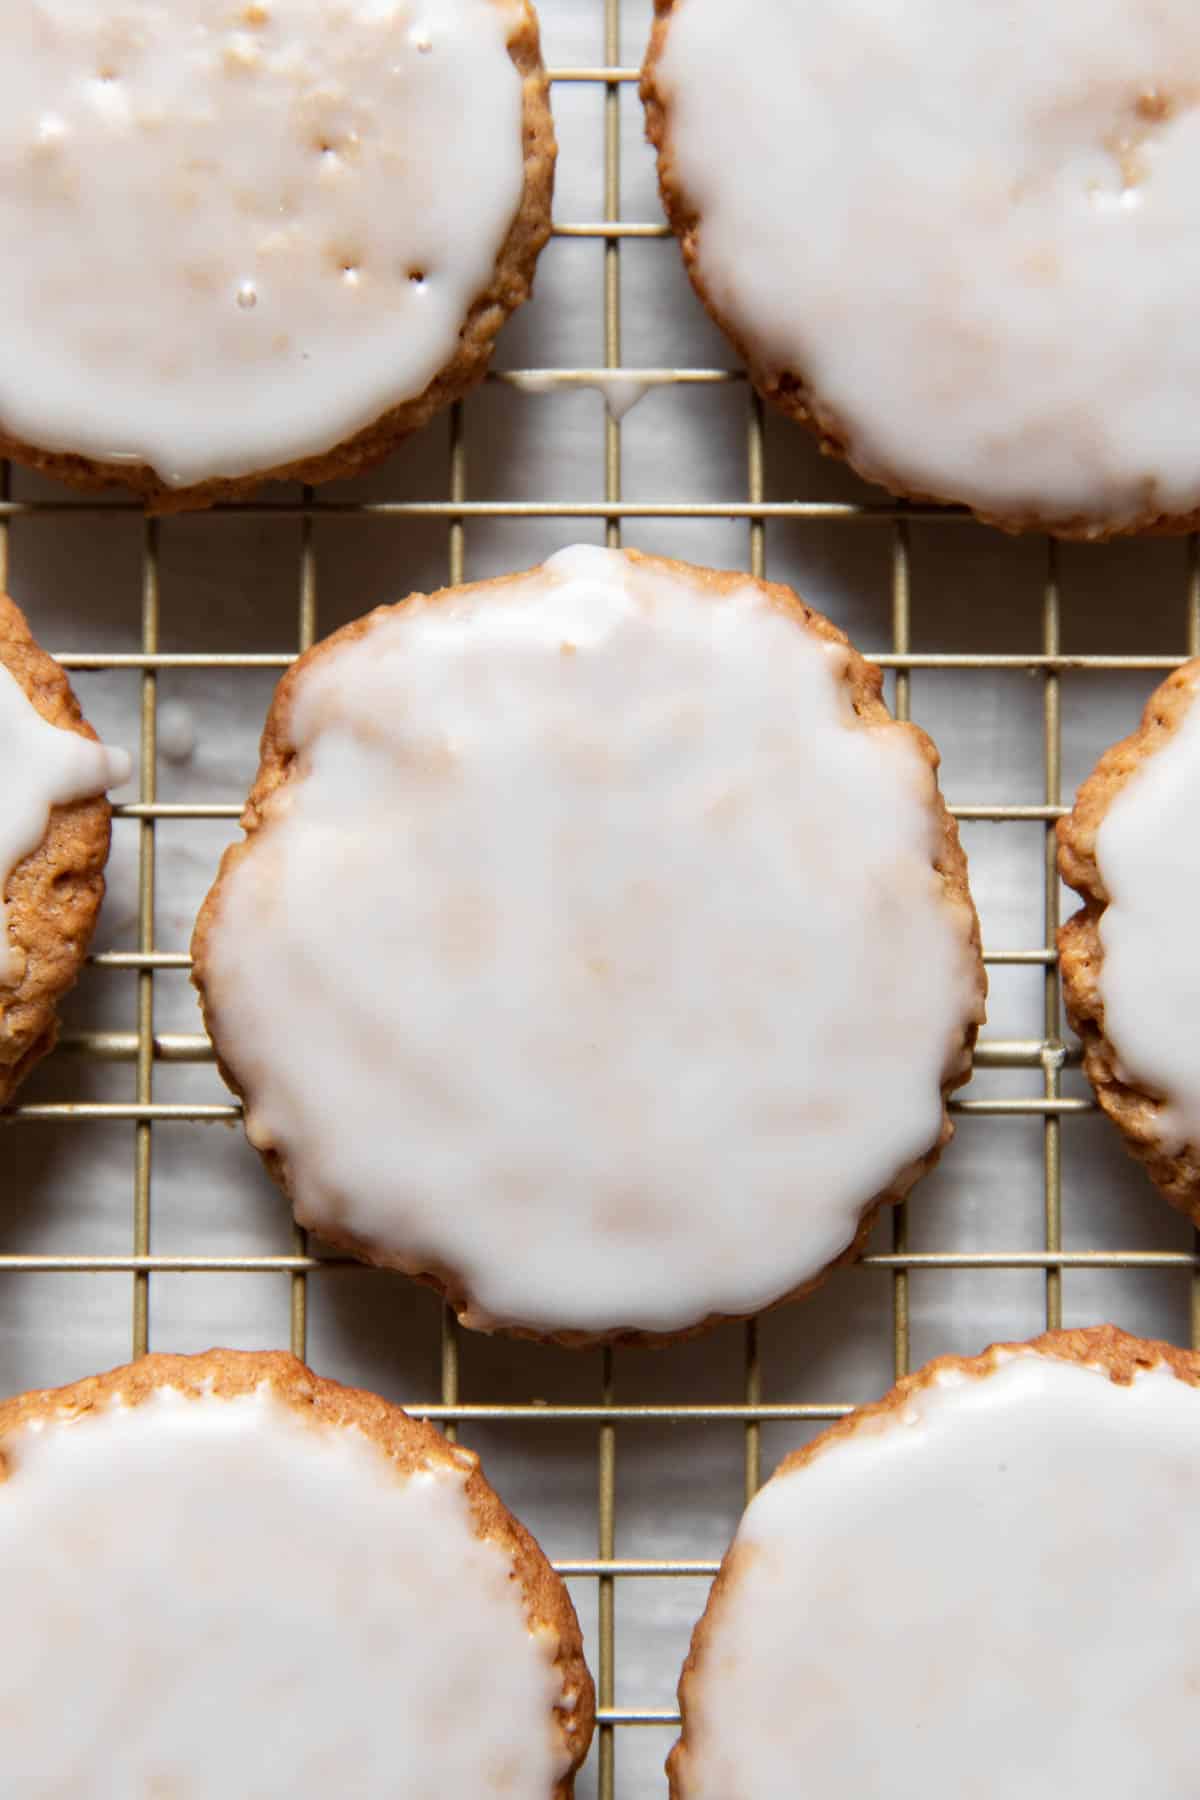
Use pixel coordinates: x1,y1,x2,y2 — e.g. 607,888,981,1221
1094,671,1200,1151
676,1348,1200,1799
157,697,196,764
506,370,654,420
201,544,981,1337
0,1380,571,1795
0,0,527,487
0,664,130,986
654,0,1200,528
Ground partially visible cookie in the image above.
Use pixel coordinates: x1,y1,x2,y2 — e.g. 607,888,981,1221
1058,661,1200,1224
0,1348,594,1796
643,0,1200,538
0,0,554,511
0,596,130,1106
192,543,985,1345
670,1325,1200,1800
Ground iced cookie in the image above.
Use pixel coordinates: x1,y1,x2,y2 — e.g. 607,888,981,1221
1059,661,1200,1223
0,595,130,1105
0,0,554,510
643,0,1200,537
670,1326,1200,1800
192,545,984,1343
0,1349,593,1797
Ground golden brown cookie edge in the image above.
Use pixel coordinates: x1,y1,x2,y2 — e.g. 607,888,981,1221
666,1322,1200,1797
0,0,556,515
0,593,113,1107
0,1345,595,1794
190,547,987,1347
1057,660,1200,1225
640,1,1200,542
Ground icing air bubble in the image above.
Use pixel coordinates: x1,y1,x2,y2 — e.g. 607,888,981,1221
236,281,258,310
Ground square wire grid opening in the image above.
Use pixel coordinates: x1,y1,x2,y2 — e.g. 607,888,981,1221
2,3,1200,1796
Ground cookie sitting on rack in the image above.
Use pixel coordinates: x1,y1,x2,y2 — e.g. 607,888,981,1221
1059,660,1200,1223
642,0,1200,538
192,544,985,1344
0,1349,593,1796
0,0,554,511
0,596,130,1107
669,1326,1200,1800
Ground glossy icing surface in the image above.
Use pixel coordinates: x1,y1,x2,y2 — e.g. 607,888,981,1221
654,0,1200,527
0,0,525,486
0,1381,570,1794
1095,670,1200,1149
675,1349,1200,1798
201,545,980,1336
0,663,130,985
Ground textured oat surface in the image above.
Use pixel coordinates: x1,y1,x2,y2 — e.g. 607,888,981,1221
1058,660,1200,1227
0,595,113,1108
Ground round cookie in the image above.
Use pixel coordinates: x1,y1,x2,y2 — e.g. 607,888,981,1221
192,544,985,1344
642,0,1200,538
0,0,554,511
0,1348,593,1796
669,1325,1200,1800
1059,661,1200,1223
0,595,130,1106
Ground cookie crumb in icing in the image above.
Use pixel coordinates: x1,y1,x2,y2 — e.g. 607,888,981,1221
193,545,984,1342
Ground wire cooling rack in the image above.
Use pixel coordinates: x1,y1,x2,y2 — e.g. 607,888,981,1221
2,2,1200,1795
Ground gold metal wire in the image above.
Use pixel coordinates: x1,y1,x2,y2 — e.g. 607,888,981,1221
291,490,319,1364
891,521,911,1381
599,7,622,1785
433,406,469,1446
0,27,1197,1766
1190,544,1200,1357
132,521,158,1359
743,393,766,1506
1042,543,1063,1334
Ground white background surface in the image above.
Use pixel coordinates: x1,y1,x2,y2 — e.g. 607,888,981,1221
2,2,1197,1794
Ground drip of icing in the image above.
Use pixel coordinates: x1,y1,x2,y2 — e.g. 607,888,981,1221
1094,672,1200,1150
0,0,525,487
654,0,1200,527
506,369,654,420
201,544,982,1337
591,374,651,421
157,698,196,765
675,1350,1200,1799
0,1382,570,1794
0,665,131,985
